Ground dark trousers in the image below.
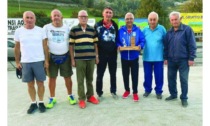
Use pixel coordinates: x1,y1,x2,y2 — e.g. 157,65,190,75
143,61,164,94
167,59,189,100
121,58,139,94
96,53,117,96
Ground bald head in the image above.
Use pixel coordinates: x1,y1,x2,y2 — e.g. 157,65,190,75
50,9,63,27
23,11,36,29
51,9,62,17
23,11,36,19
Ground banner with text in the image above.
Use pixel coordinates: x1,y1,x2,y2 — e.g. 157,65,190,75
7,18,95,38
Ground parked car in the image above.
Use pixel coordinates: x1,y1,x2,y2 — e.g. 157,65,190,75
8,39,15,60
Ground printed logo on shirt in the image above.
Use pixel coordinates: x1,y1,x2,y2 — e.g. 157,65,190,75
50,30,65,43
132,32,136,36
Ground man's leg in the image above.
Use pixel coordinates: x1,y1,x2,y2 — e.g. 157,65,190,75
131,58,139,94
60,56,74,95
86,60,95,99
27,81,38,114
121,59,130,92
154,61,164,94
48,77,56,97
143,61,153,94
64,76,76,104
64,77,72,95
27,81,36,102
32,61,46,112
22,63,38,114
47,57,59,98
167,60,178,98
96,54,107,96
36,81,45,101
76,60,86,101
178,60,189,100
108,53,117,94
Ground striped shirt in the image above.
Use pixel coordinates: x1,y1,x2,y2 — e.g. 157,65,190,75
69,24,98,60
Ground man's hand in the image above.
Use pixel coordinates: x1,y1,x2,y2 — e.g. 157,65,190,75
44,60,49,69
164,60,168,65
71,59,76,67
16,62,22,70
188,60,194,66
95,57,99,64
138,45,141,51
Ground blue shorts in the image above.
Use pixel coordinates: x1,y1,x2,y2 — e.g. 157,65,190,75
21,61,46,82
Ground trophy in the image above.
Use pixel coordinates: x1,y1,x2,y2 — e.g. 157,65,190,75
119,36,140,51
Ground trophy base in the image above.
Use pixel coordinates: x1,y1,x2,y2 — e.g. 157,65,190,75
119,46,140,51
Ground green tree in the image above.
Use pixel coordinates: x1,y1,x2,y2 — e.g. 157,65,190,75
135,0,171,30
136,0,166,18
179,0,202,12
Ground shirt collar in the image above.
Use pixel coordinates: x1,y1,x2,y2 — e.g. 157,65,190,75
170,23,184,32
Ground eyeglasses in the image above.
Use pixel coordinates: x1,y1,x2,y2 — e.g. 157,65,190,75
79,16,88,19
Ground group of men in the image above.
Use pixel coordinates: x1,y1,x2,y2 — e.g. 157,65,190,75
14,7,196,114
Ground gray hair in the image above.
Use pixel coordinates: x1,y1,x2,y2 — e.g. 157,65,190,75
169,11,181,19
51,9,62,16
23,11,36,19
148,11,159,20
78,10,88,16
125,12,134,19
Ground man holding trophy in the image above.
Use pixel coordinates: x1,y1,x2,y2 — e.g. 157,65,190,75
117,12,145,102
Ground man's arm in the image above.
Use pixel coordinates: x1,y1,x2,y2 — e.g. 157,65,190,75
94,43,99,64
43,38,49,69
69,45,75,67
14,41,21,69
186,27,197,66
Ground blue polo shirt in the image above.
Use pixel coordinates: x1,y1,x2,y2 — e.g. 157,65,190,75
142,24,166,61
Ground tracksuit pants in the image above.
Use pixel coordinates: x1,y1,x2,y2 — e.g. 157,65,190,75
143,61,164,94
121,58,139,94
96,53,117,96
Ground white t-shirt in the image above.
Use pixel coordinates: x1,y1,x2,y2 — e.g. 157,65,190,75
43,23,70,55
14,26,47,63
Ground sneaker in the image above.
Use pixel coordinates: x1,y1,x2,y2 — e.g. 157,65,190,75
156,94,162,99
111,93,118,100
122,91,130,99
98,95,104,102
79,100,86,109
165,96,177,101
87,96,99,104
181,100,188,107
38,103,46,113
27,103,38,114
143,92,150,97
133,94,139,102
46,98,57,109
68,95,77,105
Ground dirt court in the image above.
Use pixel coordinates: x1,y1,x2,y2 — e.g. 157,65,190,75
7,64,202,126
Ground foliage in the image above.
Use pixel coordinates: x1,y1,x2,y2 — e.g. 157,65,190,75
135,0,172,30
179,0,202,12
136,0,166,18
70,11,78,18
